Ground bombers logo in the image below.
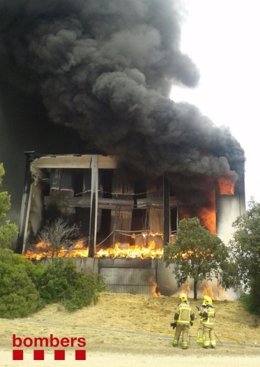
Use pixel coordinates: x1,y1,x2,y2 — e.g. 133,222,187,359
12,334,87,361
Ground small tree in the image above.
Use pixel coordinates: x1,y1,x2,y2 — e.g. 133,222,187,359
164,217,231,299
231,200,260,314
0,163,17,248
37,218,79,256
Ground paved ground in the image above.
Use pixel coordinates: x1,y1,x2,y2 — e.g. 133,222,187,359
1,350,260,367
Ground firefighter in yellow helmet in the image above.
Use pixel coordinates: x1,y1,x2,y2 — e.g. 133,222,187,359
196,301,207,344
199,295,216,348
171,293,195,349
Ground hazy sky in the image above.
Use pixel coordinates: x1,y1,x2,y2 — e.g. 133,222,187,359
171,0,260,205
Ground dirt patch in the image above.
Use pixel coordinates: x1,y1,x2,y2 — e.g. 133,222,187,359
0,293,259,355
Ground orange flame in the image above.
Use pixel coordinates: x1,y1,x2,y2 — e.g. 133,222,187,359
197,189,216,233
179,250,214,261
218,176,235,195
197,207,216,234
180,280,190,294
202,285,218,301
96,241,163,259
179,188,216,234
24,234,164,260
149,276,161,297
202,282,229,301
24,240,89,260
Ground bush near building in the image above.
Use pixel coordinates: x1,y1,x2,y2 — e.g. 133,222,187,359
0,249,42,318
0,250,104,318
37,258,105,311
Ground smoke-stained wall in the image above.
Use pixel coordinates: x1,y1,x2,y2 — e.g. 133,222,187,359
0,86,49,221
0,85,86,221
0,0,245,221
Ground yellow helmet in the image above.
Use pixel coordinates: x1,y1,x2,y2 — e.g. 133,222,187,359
203,295,212,305
179,293,188,302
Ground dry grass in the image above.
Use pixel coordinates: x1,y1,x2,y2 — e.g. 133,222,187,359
0,293,259,355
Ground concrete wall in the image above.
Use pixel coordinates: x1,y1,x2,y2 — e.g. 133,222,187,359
40,258,157,295
97,258,157,294
217,195,244,245
156,260,178,295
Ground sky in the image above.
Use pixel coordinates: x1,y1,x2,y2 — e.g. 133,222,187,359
171,0,260,205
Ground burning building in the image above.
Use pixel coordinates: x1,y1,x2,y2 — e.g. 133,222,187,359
16,150,245,295
0,1,245,294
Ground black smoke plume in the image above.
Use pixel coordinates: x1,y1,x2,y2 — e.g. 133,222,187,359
0,0,244,210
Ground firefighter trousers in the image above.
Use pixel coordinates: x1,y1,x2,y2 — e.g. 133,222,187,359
173,324,190,349
202,325,216,348
197,322,203,343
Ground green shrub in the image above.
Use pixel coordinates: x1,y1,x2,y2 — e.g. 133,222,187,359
0,163,18,249
0,249,42,318
249,276,260,315
0,249,104,317
0,248,44,285
240,275,260,316
0,221,17,248
37,258,105,311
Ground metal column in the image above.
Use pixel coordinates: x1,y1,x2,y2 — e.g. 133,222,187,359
163,175,170,244
88,155,98,257
16,151,35,253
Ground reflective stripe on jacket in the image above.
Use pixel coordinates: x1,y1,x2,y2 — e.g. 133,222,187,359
176,302,192,325
202,306,215,326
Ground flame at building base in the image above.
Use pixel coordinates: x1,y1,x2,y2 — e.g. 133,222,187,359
174,279,234,301
149,276,161,297
24,238,164,261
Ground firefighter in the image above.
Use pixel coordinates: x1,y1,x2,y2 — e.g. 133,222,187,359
171,293,195,349
199,295,216,348
196,302,206,344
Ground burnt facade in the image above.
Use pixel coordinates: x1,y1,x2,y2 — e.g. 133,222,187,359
17,152,245,295
17,153,178,254
17,152,245,253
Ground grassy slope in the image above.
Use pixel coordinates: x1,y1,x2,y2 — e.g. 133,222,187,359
0,293,259,355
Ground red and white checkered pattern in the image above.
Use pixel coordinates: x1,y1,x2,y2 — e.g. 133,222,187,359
12,349,86,361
